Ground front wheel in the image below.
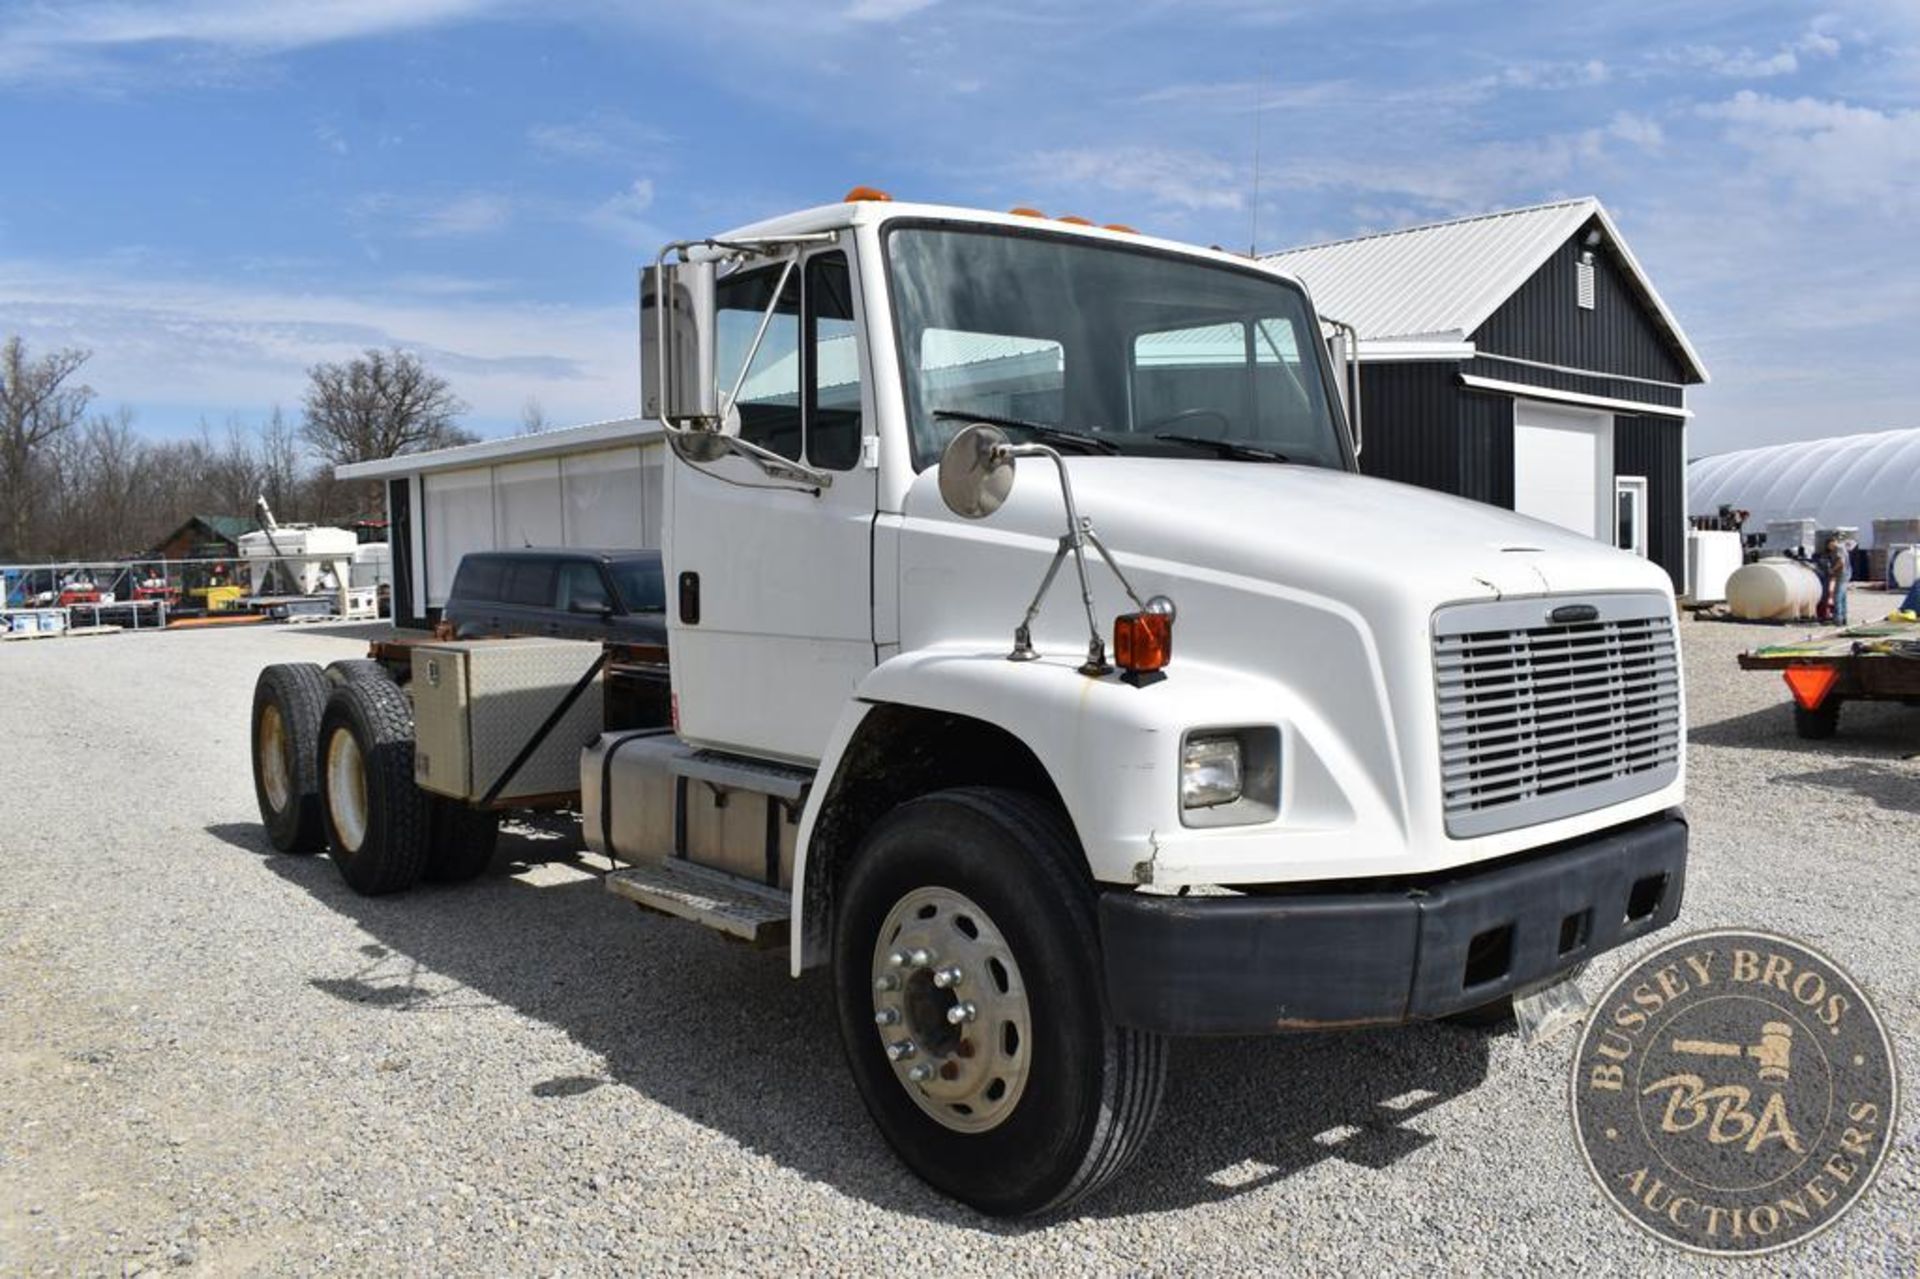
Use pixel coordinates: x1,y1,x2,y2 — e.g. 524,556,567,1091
832,788,1165,1217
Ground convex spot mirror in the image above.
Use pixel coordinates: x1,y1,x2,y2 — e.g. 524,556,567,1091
937,422,1016,519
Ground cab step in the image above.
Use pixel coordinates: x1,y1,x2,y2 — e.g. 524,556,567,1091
605,859,791,948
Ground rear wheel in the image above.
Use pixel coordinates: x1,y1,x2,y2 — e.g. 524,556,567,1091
425,798,500,883
318,677,429,895
833,788,1166,1217
1793,698,1842,740
251,663,330,853
325,658,393,687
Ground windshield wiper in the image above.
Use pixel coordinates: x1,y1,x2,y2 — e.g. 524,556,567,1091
933,408,1120,455
1153,433,1290,463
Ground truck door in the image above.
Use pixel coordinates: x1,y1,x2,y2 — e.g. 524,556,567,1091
667,245,875,763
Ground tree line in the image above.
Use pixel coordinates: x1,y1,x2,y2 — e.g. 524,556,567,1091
0,336,476,562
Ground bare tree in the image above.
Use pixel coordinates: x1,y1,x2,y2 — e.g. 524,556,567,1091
518,396,549,435
1,336,93,557
300,347,474,468
258,405,304,521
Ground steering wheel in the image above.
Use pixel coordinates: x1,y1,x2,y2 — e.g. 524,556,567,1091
1142,408,1232,439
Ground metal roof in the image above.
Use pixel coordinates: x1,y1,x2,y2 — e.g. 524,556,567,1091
334,416,662,481
1263,198,1708,383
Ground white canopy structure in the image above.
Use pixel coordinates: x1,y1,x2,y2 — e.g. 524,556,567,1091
1688,427,1920,546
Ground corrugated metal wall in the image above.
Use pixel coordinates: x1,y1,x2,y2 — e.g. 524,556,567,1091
1355,363,1460,491
1615,416,1686,588
1474,233,1690,384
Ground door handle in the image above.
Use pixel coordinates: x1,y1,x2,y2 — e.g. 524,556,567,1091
678,572,700,626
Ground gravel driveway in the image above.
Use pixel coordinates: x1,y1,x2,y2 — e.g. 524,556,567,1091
1,601,1914,1275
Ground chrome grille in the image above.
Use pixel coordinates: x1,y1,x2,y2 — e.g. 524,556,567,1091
1433,596,1681,838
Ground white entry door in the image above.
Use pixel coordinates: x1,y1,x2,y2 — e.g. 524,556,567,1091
1513,400,1613,540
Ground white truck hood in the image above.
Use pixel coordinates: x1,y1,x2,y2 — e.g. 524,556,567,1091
927,457,1668,607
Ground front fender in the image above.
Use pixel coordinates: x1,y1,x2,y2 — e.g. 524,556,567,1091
788,643,1403,974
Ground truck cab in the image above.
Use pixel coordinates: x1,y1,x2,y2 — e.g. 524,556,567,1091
584,192,1688,1215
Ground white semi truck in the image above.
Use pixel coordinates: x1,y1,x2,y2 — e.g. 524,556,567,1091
250,191,1687,1216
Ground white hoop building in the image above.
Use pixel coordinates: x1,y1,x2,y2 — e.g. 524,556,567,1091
1688,427,1920,546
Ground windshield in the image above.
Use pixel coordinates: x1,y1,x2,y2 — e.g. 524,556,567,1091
886,224,1350,471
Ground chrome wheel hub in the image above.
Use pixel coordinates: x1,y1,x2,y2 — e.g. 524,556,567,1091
871,886,1031,1134
258,704,291,813
324,728,368,853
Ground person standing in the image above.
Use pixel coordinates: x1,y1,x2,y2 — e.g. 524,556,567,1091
1826,534,1856,625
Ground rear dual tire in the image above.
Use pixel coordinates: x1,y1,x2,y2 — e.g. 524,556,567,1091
833,788,1165,1218
251,663,331,853
319,676,431,896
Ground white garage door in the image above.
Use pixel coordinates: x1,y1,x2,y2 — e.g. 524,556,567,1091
1513,401,1613,539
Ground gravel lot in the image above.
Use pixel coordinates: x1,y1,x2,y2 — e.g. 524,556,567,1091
2,597,1915,1275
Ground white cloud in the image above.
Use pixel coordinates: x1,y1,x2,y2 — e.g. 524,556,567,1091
844,0,938,22
582,179,660,243
527,113,670,163
1702,91,1920,213
1662,21,1845,79
0,256,634,431
414,193,513,237
1018,147,1246,214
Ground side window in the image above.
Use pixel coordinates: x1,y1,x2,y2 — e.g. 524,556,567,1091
807,253,862,471
453,556,504,602
557,562,611,612
501,559,556,608
717,266,803,460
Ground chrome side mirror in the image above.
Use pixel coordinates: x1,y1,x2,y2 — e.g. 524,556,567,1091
640,260,718,428
937,422,1016,519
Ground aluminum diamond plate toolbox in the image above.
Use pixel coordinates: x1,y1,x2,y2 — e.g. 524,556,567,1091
412,638,604,803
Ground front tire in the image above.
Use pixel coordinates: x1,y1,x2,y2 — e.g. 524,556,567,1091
832,788,1166,1217
318,677,429,895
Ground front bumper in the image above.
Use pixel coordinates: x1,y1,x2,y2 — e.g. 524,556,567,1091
1100,812,1687,1035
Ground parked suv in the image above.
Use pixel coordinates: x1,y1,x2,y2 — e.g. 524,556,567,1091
443,549,666,645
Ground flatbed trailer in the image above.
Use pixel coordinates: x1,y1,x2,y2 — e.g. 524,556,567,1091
1737,616,1920,738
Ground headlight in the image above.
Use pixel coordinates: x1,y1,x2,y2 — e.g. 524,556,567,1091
1181,734,1244,809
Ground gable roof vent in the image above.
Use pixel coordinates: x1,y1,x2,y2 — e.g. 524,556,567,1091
1577,251,1596,310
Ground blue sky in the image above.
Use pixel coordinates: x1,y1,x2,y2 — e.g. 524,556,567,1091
1,0,1915,456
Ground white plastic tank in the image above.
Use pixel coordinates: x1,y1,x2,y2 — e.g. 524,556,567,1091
1891,545,1918,591
1726,557,1823,620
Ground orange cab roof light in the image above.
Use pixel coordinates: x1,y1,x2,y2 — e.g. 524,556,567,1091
1783,665,1838,711
1056,214,1093,225
1103,223,1138,234
1009,206,1046,218
844,185,893,202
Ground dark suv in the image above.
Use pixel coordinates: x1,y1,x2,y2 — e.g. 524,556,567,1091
443,549,667,645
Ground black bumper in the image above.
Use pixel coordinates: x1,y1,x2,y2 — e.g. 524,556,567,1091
1100,813,1687,1035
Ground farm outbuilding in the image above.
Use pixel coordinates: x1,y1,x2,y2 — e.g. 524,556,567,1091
1266,198,1709,589
336,417,665,628
144,513,256,562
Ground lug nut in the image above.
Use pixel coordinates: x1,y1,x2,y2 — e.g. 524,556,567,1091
907,1063,935,1083
874,1008,900,1026
886,1040,917,1062
886,950,908,969
906,948,933,968
945,1001,978,1025
874,973,899,992
933,965,964,989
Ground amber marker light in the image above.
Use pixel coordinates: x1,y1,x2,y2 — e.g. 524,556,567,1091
1783,665,1838,711
1103,223,1138,234
1114,596,1177,685
1009,206,1046,217
1056,214,1093,225
843,185,893,202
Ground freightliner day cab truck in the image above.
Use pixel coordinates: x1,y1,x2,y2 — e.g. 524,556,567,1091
250,189,1688,1216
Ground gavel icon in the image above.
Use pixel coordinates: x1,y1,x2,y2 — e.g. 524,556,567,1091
1672,1021,1794,1084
